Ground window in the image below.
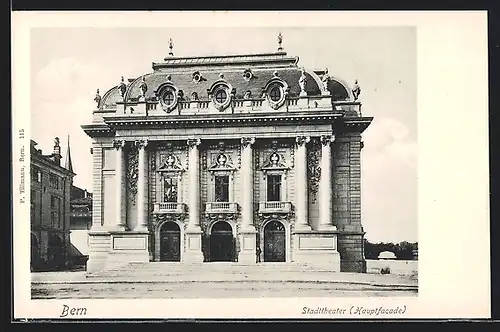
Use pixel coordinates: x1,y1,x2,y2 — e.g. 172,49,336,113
214,175,230,202
215,89,227,105
49,174,59,189
30,190,36,210
51,211,58,227
50,195,61,228
163,174,178,203
269,86,281,102
162,90,175,106
267,175,282,202
31,166,41,182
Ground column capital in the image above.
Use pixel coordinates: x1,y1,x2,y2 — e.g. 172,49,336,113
187,137,201,147
241,137,256,147
295,136,311,146
320,135,335,146
134,139,149,149
113,139,126,150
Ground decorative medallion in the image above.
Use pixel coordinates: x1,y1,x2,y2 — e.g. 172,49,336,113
192,71,204,83
307,138,321,203
243,69,254,82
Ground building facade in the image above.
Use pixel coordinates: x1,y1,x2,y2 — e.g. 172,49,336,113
30,138,74,271
82,43,372,273
69,186,93,267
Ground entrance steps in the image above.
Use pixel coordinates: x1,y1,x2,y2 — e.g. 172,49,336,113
86,261,340,281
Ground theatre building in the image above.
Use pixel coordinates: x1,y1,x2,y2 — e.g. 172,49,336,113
82,41,372,273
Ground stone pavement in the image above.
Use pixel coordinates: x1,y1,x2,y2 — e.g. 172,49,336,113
31,262,418,299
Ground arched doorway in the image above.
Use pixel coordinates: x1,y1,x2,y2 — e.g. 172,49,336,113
31,233,39,270
263,220,286,262
159,222,181,262
47,234,65,269
210,221,234,262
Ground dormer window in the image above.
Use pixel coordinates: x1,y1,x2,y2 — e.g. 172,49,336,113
264,78,288,110
209,83,232,111
156,83,179,113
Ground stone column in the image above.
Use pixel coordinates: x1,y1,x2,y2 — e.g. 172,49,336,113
184,138,203,262
294,136,311,231
113,139,126,230
239,137,257,263
319,135,336,230
135,139,148,231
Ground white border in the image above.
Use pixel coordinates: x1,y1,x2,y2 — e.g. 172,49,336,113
12,11,490,319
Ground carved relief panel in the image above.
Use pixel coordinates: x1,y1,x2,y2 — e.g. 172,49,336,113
307,138,322,204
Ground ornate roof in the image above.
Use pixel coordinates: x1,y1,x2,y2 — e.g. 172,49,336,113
97,51,351,110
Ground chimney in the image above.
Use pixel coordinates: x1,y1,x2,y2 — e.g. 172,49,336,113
84,189,87,198
53,137,61,166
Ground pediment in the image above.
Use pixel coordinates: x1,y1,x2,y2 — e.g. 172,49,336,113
261,152,289,171
208,153,236,172
157,154,184,172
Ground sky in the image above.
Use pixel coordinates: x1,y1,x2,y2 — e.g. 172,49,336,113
30,26,417,243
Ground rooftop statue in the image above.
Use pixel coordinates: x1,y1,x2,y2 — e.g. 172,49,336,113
168,38,174,56
322,68,330,91
139,76,148,99
299,69,307,95
352,79,361,100
277,32,283,51
119,76,127,98
94,89,101,107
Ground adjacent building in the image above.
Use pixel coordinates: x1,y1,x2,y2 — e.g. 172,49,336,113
69,186,93,267
82,38,373,273
30,137,74,270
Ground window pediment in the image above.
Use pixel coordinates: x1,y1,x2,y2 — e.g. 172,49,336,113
157,154,184,173
261,152,289,172
208,153,236,173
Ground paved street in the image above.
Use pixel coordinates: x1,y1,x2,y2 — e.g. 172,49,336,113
31,262,417,299
32,280,417,299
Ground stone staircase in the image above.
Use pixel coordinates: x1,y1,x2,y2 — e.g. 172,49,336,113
84,262,416,289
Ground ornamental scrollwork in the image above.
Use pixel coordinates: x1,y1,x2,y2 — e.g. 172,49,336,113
307,138,321,203
151,213,187,232
127,146,139,205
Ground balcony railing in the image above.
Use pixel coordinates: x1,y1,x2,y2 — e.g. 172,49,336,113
258,201,293,214
153,202,186,214
205,202,238,214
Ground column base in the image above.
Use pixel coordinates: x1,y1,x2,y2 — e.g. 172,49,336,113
294,224,312,231
318,224,338,231
184,229,204,263
238,229,257,264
